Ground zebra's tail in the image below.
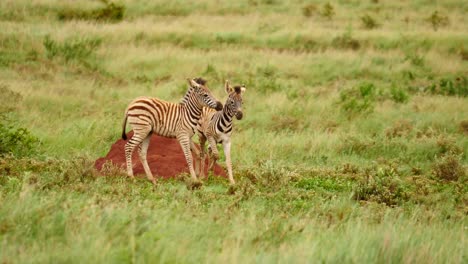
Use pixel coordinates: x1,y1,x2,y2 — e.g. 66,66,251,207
122,113,128,140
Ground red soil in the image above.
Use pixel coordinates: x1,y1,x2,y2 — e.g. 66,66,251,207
94,131,227,179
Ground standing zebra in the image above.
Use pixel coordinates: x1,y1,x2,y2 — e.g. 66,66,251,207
196,80,246,185
121,78,223,185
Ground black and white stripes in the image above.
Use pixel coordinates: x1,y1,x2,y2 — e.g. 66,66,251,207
122,78,223,185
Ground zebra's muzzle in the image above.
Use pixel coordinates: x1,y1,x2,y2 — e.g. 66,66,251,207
235,111,243,120
215,101,223,111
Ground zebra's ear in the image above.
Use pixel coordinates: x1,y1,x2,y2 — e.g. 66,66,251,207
241,86,246,94
225,80,232,94
188,78,200,88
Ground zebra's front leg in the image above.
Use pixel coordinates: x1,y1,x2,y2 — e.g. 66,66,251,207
222,140,235,185
138,135,156,186
190,140,201,179
177,134,200,184
198,134,207,178
207,137,219,174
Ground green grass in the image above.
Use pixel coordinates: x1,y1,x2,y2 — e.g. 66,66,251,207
0,0,467,263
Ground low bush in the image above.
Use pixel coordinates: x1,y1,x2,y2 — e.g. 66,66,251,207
57,0,124,22
385,120,413,138
353,164,409,206
427,11,449,31
432,153,465,182
331,32,361,50
0,85,39,158
43,36,102,65
424,76,467,97
249,65,283,93
389,86,410,103
339,82,376,117
361,14,380,29
321,3,335,19
302,4,316,17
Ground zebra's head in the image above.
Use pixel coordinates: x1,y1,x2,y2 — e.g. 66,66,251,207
224,80,246,120
188,78,223,111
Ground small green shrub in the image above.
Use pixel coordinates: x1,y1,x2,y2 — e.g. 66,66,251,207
424,76,467,97
331,32,360,50
361,14,379,29
339,82,376,117
0,122,39,157
389,86,409,103
57,0,124,22
427,11,449,31
43,36,102,63
321,3,335,19
0,85,39,157
432,153,465,182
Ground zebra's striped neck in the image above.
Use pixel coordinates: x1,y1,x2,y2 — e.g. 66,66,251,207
222,103,234,122
182,89,203,126
214,103,234,133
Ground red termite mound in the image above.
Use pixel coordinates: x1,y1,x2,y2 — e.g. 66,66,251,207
94,131,227,179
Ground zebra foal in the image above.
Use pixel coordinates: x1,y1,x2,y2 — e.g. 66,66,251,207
121,78,223,185
196,80,245,185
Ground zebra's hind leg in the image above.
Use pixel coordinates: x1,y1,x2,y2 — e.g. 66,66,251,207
177,134,202,189
138,135,156,186
125,128,150,180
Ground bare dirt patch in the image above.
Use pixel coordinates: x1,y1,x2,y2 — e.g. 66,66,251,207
95,131,227,179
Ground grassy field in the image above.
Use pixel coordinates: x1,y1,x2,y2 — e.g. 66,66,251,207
0,0,467,263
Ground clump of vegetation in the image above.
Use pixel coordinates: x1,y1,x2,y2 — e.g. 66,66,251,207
427,11,449,31
0,85,39,157
339,82,376,117
436,136,462,156
0,121,39,158
302,4,316,17
270,116,301,132
432,153,465,181
321,3,335,19
57,0,124,22
385,120,413,138
353,164,409,206
459,48,468,61
389,86,410,103
361,14,380,29
405,53,425,67
459,120,468,135
424,76,467,97
331,32,361,50
251,65,282,93
43,36,102,64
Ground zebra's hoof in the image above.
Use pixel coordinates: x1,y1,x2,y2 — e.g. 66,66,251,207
227,184,237,195
187,179,203,190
